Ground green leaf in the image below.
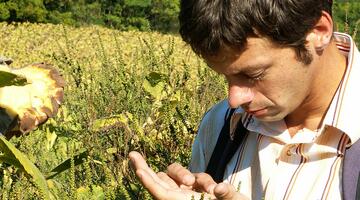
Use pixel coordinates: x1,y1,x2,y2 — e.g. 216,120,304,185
76,185,105,200
0,71,27,87
143,79,166,100
146,72,167,86
90,114,128,132
0,155,22,169
106,147,117,154
91,185,105,200
47,151,88,179
0,135,51,199
76,186,91,199
143,72,168,100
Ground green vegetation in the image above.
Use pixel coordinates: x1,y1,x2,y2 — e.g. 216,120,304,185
333,0,360,44
0,22,226,199
0,0,179,32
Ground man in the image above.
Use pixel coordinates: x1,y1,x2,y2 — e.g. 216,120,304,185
130,0,360,199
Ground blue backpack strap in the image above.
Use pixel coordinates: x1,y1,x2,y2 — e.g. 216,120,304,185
205,108,248,183
343,138,360,200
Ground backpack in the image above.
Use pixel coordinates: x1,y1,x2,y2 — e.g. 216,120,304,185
205,108,360,200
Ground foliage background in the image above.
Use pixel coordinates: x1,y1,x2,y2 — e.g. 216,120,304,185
0,0,359,199
0,0,180,32
0,0,358,35
0,22,227,199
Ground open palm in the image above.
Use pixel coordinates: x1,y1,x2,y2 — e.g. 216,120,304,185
129,151,215,200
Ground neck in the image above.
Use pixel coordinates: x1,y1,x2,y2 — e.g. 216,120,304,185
285,41,347,137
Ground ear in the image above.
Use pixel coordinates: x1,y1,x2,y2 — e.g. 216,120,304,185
306,11,333,52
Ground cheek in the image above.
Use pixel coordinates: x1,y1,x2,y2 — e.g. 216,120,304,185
254,57,313,106
255,77,305,108
255,78,288,101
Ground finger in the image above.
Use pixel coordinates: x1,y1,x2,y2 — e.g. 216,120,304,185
129,151,149,169
214,183,249,200
129,151,155,176
129,151,171,189
157,172,180,189
193,173,217,194
167,163,195,186
136,169,169,199
138,169,205,200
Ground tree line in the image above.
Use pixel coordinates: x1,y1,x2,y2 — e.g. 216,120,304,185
0,0,179,32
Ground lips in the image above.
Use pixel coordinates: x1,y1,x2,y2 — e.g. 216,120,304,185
246,108,268,116
247,108,265,113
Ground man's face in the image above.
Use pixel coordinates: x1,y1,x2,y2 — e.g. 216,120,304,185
205,37,318,122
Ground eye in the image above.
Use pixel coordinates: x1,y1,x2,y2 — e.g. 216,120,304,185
245,71,265,82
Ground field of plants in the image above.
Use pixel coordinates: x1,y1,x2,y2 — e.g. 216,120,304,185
0,6,359,199
0,22,227,199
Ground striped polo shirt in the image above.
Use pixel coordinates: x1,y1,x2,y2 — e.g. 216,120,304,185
189,32,360,200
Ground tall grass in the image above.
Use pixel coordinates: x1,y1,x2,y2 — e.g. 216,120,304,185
0,22,226,199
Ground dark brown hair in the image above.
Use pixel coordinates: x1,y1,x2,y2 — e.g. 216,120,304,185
179,0,333,64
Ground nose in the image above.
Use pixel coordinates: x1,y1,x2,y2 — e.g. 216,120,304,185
228,84,254,108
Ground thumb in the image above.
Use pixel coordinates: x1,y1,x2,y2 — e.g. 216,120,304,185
213,183,249,200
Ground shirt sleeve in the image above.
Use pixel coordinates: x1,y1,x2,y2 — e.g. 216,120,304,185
188,99,230,173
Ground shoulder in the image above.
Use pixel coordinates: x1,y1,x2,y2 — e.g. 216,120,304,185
196,99,231,156
199,99,231,136
189,99,231,172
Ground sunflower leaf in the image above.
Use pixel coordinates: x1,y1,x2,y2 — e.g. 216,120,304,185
0,71,27,87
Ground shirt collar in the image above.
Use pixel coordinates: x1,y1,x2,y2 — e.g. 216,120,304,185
324,32,360,145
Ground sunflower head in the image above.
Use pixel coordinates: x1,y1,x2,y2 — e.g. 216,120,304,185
0,59,65,138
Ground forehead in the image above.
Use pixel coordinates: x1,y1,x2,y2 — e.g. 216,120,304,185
204,37,280,73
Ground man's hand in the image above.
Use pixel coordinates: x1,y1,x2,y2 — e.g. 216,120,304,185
129,151,215,199
167,162,249,200
129,151,249,200
167,163,216,194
